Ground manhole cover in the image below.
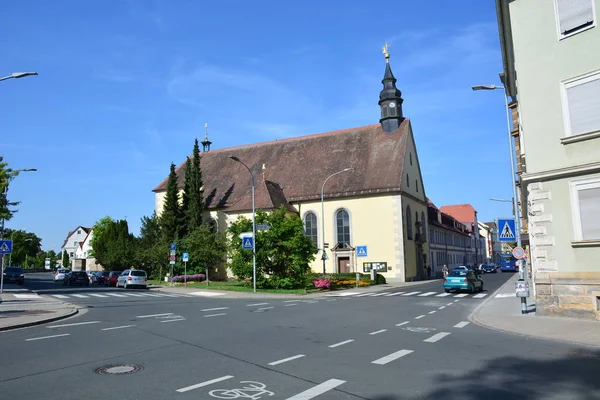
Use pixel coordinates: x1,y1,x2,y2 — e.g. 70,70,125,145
95,364,144,375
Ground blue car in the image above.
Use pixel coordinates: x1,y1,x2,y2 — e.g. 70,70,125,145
443,269,484,293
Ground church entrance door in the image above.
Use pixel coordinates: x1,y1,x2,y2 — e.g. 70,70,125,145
338,257,350,273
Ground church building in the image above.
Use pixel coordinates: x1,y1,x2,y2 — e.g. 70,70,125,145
153,50,430,281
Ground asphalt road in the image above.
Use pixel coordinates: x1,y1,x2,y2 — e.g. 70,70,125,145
1,272,598,400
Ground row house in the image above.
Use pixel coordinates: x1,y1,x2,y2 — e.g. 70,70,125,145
427,200,473,277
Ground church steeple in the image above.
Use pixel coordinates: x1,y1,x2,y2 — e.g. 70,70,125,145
379,43,404,133
201,122,212,152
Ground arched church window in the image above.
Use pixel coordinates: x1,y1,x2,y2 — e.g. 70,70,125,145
336,210,351,247
303,212,318,249
406,205,413,240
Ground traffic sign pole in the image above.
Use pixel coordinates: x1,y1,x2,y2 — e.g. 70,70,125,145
184,261,187,288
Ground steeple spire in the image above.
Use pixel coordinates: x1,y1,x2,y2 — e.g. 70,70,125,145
378,43,404,133
201,122,212,152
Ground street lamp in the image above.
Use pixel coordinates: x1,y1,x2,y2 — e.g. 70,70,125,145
320,168,354,275
228,155,257,293
0,72,38,82
474,84,527,314
1,168,37,294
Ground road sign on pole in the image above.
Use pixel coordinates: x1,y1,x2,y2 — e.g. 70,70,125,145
256,224,271,231
356,246,368,257
0,240,13,254
512,246,526,259
182,252,189,262
497,218,516,242
170,243,176,250
243,237,253,250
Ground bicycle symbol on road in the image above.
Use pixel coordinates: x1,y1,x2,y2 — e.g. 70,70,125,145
209,381,274,399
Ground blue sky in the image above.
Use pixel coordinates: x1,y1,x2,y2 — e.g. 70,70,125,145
1,0,514,252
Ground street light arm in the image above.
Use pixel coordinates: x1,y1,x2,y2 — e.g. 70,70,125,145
0,72,38,82
321,168,354,199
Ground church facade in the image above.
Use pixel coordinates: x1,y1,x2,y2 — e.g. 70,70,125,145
153,56,430,281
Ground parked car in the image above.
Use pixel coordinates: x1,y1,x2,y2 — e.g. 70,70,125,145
3,266,24,285
94,271,110,285
86,271,97,284
116,269,147,289
105,271,123,287
54,268,70,282
63,270,90,286
443,269,484,293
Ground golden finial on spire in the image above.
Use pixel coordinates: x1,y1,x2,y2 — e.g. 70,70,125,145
382,42,390,62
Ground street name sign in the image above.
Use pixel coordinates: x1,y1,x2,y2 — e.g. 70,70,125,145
256,224,271,231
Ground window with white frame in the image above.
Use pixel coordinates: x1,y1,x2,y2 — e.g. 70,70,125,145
555,0,595,38
570,178,600,240
563,71,600,136
303,212,319,249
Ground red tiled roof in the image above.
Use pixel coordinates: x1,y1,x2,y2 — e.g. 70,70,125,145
153,120,412,212
439,204,477,224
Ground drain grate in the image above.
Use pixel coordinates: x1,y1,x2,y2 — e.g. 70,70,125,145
95,364,144,375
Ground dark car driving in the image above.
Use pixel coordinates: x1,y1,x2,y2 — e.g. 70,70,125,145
63,270,90,286
3,266,24,284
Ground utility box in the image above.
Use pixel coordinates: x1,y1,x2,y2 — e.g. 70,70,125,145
515,280,530,297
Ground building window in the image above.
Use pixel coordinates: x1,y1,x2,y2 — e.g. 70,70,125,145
406,205,413,240
409,153,413,165
406,174,410,187
562,70,600,137
416,180,419,192
303,212,319,249
77,229,81,234
570,177,600,240
555,0,595,38
382,105,389,118
70,252,74,257
73,241,78,246
336,210,351,247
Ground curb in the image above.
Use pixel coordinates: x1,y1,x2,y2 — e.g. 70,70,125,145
0,308,80,332
468,277,600,349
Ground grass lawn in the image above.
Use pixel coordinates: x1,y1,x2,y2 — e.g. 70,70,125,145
147,279,323,294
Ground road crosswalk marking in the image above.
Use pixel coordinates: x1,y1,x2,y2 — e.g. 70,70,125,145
435,293,452,297
52,295,69,299
89,294,108,298
473,293,488,298
454,294,469,298
417,292,437,297
384,292,404,296
402,291,421,296
71,294,89,298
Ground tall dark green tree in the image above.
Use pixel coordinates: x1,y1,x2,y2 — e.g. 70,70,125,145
92,218,135,269
62,249,69,268
160,162,181,242
179,157,192,237
135,212,168,279
188,139,204,231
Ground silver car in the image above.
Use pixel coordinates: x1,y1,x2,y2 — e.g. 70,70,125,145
116,269,147,289
54,268,70,282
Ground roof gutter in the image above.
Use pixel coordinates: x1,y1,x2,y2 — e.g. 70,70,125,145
495,0,517,101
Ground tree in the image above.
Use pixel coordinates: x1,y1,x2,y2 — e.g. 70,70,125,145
227,207,317,288
135,213,169,280
3,229,42,267
160,162,180,242
180,224,227,277
62,250,70,268
0,156,21,229
188,138,204,230
92,218,136,270
179,157,192,237
89,216,114,256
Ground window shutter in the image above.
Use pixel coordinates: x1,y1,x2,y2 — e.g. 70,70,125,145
566,75,600,136
579,186,600,240
557,0,594,34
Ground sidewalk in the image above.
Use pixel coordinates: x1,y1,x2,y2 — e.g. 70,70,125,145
0,285,80,332
470,273,600,348
151,277,441,299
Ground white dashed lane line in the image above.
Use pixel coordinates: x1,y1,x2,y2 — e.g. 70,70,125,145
424,332,451,343
201,307,228,312
176,375,234,393
204,313,226,318
161,318,186,323
268,354,306,366
454,321,470,328
47,321,100,328
438,306,446,310
285,379,346,400
328,339,354,348
25,334,70,341
371,349,414,365
395,321,410,327
414,315,425,320
246,303,269,307
137,313,173,318
428,311,436,314
102,325,136,331
369,329,387,335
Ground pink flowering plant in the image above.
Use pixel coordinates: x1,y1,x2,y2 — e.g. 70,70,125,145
172,273,206,283
312,279,332,289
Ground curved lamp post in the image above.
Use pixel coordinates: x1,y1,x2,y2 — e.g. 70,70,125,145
321,168,354,275
228,156,256,293
0,72,38,82
1,168,37,293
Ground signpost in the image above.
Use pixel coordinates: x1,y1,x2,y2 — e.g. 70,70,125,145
497,218,516,242
243,237,253,250
0,240,13,294
182,252,189,287
169,243,176,285
45,257,51,270
356,246,368,257
512,246,525,259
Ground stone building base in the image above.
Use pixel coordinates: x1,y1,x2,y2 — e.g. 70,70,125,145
535,272,600,320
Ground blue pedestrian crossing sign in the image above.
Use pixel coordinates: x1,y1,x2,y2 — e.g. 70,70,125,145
243,237,253,249
170,243,176,250
356,246,368,257
498,218,516,242
0,240,12,254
